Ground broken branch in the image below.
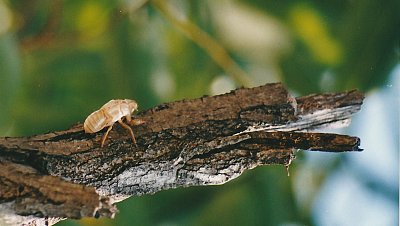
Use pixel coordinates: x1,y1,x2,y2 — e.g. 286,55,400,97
0,83,364,226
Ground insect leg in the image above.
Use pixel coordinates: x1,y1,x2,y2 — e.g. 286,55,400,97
118,119,137,147
101,125,113,147
131,118,146,126
125,114,145,126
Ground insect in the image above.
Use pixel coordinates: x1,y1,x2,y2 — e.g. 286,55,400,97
84,99,144,147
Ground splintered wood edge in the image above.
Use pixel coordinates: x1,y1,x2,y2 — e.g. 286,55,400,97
0,83,364,225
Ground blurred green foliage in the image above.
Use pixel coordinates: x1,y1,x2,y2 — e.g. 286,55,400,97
0,0,398,225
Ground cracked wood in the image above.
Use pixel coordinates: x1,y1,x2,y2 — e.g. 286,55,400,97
0,83,364,225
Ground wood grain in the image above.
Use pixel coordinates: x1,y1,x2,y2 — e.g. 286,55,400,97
0,83,364,225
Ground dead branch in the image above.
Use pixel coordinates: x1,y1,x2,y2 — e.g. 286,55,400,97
0,83,364,226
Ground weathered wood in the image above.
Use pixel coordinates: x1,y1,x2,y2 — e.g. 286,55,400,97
0,83,364,226
0,160,116,224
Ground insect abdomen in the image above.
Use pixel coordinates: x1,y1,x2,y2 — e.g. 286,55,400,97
84,110,108,133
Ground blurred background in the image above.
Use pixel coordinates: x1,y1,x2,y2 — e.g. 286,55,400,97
0,0,398,225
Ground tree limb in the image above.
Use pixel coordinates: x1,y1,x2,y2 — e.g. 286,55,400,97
0,83,364,225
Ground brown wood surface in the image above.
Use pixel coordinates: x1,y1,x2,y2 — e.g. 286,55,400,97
0,83,364,226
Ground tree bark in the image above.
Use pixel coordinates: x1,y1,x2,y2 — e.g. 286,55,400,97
0,83,364,226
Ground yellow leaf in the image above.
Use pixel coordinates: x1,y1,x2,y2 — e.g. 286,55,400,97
289,4,343,65
76,2,108,40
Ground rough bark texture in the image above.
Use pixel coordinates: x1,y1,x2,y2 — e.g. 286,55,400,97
0,83,364,226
